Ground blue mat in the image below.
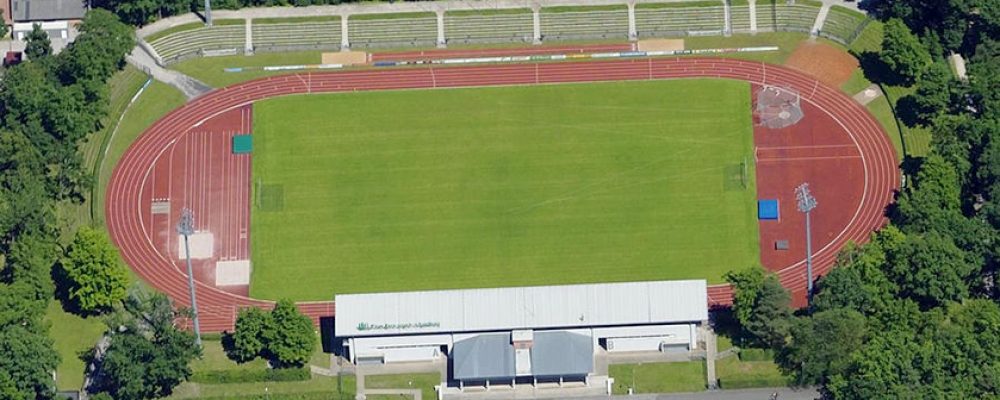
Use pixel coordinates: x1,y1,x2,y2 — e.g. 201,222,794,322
758,199,779,220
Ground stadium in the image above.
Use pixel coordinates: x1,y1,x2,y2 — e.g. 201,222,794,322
104,0,899,395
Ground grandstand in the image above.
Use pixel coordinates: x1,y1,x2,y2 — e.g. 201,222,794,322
142,1,856,65
540,8,629,41
349,14,438,48
755,0,821,33
252,20,342,53
635,4,726,37
445,11,533,44
149,24,246,63
730,5,752,34
818,6,868,44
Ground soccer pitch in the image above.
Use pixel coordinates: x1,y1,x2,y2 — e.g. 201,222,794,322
250,79,758,301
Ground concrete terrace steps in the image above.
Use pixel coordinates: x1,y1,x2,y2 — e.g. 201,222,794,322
349,16,438,47
755,2,821,32
445,13,534,44
539,10,629,41
253,21,342,50
634,6,727,36
149,24,245,61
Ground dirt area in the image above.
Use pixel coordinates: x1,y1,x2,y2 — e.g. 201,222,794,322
637,38,685,52
784,41,858,88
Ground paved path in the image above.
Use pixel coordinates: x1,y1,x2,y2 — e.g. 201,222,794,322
127,45,213,99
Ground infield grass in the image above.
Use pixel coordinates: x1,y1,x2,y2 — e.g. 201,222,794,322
250,79,757,300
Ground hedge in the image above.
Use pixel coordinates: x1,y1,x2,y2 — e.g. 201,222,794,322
191,367,311,384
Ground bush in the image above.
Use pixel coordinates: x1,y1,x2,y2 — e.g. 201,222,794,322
190,367,311,384
737,348,775,362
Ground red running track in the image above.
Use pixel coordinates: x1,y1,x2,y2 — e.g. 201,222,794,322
106,58,898,332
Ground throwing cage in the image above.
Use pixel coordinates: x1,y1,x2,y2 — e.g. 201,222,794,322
754,85,804,129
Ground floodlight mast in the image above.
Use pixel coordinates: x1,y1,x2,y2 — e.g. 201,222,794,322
177,208,202,346
795,183,818,303
205,0,213,26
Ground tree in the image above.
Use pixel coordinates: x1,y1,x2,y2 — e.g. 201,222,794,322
57,227,129,314
900,62,956,126
23,23,52,60
725,268,792,349
0,370,28,400
893,153,962,231
58,10,136,84
90,288,200,400
778,309,867,386
0,325,60,400
880,19,933,84
811,244,895,316
227,307,271,363
885,231,976,308
0,13,8,39
261,299,315,368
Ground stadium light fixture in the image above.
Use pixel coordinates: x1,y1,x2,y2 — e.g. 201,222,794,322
795,183,818,303
177,207,203,347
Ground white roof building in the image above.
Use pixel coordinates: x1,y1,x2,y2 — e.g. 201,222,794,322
335,280,708,337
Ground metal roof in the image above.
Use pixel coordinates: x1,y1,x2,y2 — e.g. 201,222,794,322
11,0,87,22
335,280,707,337
451,333,515,381
531,331,593,377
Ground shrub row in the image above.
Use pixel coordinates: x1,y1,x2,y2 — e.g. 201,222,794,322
191,366,311,384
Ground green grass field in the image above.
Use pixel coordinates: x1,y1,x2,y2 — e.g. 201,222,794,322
250,79,758,300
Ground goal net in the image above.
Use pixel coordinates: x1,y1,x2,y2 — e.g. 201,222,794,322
754,85,804,130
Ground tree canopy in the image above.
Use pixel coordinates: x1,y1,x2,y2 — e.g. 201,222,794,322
57,227,129,314
225,299,316,368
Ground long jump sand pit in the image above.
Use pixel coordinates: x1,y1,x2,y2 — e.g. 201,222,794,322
322,51,368,66
637,39,685,52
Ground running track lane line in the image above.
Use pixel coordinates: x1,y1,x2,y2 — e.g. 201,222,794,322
106,57,899,332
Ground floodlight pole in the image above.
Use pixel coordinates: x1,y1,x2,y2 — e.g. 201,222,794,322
204,0,213,26
795,183,818,303
177,208,202,347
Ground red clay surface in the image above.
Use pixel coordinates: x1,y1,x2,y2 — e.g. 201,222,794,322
107,58,898,332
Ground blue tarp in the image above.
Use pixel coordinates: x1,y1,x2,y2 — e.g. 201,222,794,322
758,199,779,220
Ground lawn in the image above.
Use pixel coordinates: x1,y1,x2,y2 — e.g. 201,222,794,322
609,362,707,394
716,356,790,389
250,79,758,300
365,373,440,400
44,301,107,390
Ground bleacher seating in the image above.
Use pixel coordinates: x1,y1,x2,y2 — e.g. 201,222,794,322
252,21,341,52
149,25,246,63
756,1,820,33
349,15,438,48
539,10,628,41
635,5,726,37
730,5,752,33
445,12,533,44
818,6,867,44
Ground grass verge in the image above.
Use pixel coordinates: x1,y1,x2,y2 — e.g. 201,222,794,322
716,355,790,389
365,373,439,400
172,51,322,88
609,362,707,394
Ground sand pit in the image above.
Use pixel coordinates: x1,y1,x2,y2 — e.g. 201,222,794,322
637,39,685,52
322,51,368,66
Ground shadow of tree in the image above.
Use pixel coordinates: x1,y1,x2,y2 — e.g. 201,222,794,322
857,51,909,86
